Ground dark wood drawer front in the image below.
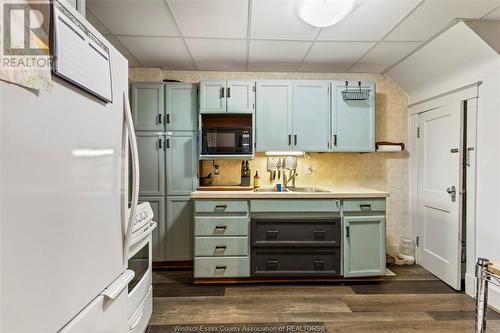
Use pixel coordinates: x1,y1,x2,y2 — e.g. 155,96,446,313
251,218,340,247
251,248,341,277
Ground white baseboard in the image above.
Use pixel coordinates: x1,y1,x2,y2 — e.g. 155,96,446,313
465,272,500,312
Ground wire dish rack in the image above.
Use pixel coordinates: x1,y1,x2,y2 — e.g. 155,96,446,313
341,81,371,101
474,258,500,333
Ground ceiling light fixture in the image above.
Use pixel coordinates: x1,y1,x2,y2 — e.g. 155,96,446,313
297,0,356,28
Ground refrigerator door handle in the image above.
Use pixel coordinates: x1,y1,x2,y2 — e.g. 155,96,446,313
123,92,140,262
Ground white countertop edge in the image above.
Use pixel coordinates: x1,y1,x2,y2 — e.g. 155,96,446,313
190,187,389,199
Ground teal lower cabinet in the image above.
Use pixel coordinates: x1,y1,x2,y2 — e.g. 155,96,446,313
194,257,250,278
343,214,386,277
165,196,193,261
192,198,386,280
140,196,165,262
193,199,250,278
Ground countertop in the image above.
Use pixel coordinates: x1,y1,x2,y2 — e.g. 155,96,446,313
190,186,389,199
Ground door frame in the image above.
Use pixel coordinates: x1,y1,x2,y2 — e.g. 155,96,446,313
408,83,479,293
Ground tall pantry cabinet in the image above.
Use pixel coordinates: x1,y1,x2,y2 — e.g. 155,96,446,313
130,82,197,262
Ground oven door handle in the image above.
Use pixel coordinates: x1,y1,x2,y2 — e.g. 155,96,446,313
101,269,135,300
130,221,157,247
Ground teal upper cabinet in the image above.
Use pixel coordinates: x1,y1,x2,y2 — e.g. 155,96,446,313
131,82,164,131
343,215,386,277
165,83,197,131
292,81,330,152
200,80,226,113
256,81,293,151
136,132,165,196
165,132,197,196
331,81,376,152
227,81,255,113
200,80,255,114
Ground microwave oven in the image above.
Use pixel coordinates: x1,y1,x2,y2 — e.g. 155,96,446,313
201,127,252,155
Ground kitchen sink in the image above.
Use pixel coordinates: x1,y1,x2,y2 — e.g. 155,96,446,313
288,187,330,193
253,188,289,192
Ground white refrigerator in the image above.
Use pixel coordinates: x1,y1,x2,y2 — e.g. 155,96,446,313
0,3,142,332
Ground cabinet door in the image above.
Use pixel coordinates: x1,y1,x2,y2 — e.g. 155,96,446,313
165,83,197,131
140,196,165,262
166,196,193,261
200,80,226,113
331,81,375,152
227,81,255,113
343,215,386,277
130,83,164,131
256,81,293,151
136,132,165,196
292,81,330,152
165,132,197,196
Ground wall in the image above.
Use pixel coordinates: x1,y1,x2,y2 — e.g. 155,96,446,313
129,68,409,252
387,21,500,305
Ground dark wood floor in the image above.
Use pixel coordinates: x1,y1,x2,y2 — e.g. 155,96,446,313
147,265,500,333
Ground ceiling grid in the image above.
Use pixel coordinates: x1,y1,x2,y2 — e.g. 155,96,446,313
86,0,500,73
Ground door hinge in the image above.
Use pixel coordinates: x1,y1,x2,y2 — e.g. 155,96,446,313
416,236,420,247
252,86,256,92
417,127,420,138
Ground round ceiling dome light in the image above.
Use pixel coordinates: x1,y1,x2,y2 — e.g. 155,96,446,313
297,0,356,28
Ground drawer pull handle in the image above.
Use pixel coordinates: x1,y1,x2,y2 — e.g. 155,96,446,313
215,225,227,229
359,204,371,211
346,226,350,238
266,229,278,239
214,204,227,211
313,259,325,270
266,260,278,269
314,230,326,239
215,265,227,270
215,245,227,250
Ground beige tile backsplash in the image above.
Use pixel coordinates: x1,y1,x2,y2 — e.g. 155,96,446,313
129,67,409,252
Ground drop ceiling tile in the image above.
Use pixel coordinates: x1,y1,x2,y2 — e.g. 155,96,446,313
86,0,180,36
103,35,142,66
251,0,320,40
117,36,195,70
248,40,311,71
318,0,419,41
300,42,375,72
385,0,500,41
349,42,421,73
484,5,500,18
185,38,247,71
167,0,248,38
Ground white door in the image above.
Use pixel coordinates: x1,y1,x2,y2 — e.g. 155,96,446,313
417,102,462,290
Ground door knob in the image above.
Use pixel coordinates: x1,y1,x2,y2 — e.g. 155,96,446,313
447,186,456,202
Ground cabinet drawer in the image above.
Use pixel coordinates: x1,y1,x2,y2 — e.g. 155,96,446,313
251,218,340,247
251,248,340,277
195,237,248,256
195,200,248,214
194,257,250,278
194,216,250,236
250,199,339,213
343,199,385,212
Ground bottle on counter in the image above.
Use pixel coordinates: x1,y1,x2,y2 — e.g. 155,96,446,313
253,171,260,189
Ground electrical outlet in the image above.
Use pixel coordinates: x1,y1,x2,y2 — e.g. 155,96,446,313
214,164,220,175
305,165,312,175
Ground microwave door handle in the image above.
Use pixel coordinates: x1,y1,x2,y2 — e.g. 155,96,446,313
123,92,140,262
